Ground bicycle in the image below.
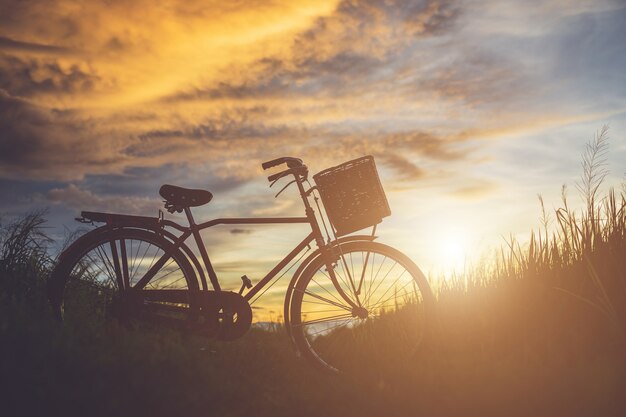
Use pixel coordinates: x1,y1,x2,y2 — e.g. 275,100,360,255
47,156,434,374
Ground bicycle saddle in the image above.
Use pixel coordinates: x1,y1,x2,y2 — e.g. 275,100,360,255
159,184,213,210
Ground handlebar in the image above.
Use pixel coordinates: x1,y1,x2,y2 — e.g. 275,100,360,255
262,157,310,200
261,157,303,170
267,166,308,183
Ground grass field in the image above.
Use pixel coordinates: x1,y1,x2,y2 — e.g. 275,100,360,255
1,129,625,417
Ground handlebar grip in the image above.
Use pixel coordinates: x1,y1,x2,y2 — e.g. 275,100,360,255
261,157,303,170
267,166,307,182
262,158,285,170
268,169,292,182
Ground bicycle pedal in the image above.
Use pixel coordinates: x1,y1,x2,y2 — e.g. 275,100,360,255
238,275,253,294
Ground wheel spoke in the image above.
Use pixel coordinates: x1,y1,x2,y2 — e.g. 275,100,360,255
364,259,398,306
94,245,117,287
367,289,418,314
337,248,359,303
133,252,174,290
56,230,194,327
319,268,355,305
128,239,141,280
296,288,352,312
301,307,349,314
368,269,408,310
302,299,348,307
147,258,177,288
356,250,370,295
109,239,125,290
82,252,115,287
296,313,354,327
310,275,352,307
143,243,159,275
120,239,130,289
131,241,152,283
159,274,187,290
364,253,386,304
306,318,354,336
293,243,431,374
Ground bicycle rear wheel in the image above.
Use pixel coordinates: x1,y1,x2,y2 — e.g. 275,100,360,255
289,241,433,375
48,228,198,328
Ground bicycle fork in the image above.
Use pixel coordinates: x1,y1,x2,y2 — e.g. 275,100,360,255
298,181,364,316
306,205,360,318
319,246,369,318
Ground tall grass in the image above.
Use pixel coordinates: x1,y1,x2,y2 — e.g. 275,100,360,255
0,208,52,306
433,127,625,369
499,126,625,337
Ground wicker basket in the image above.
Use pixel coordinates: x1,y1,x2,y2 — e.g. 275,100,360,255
313,156,391,236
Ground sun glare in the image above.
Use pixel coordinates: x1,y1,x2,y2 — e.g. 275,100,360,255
436,231,469,275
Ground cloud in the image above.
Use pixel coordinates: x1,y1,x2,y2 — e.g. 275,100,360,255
448,179,498,199
413,52,527,108
0,90,277,182
251,199,296,216
291,0,458,60
79,165,248,199
379,154,426,181
0,90,126,180
1,0,341,107
137,112,295,142
0,0,510,201
0,90,76,177
167,0,460,102
1,0,623,215
0,0,478,188
0,90,195,182
230,228,253,234
47,184,161,214
0,54,101,97
380,131,467,161
0,36,75,55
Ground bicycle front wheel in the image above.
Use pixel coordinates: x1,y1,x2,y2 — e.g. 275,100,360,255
289,241,434,375
48,228,198,328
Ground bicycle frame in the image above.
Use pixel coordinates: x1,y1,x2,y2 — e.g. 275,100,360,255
150,212,315,302
127,177,363,312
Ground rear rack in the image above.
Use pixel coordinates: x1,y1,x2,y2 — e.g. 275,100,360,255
77,211,161,228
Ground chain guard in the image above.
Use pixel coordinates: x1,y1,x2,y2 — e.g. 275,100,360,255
133,289,252,340
190,290,252,340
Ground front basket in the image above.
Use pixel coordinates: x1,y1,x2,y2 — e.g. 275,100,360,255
313,156,391,237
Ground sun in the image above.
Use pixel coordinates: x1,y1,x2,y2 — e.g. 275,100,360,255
436,232,468,275
442,240,465,266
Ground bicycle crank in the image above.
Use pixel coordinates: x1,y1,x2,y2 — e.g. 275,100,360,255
212,291,253,341
134,289,252,340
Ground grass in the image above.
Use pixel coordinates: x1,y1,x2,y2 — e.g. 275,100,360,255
1,127,625,416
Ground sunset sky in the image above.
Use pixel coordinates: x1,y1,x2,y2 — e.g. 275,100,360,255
2,0,626,316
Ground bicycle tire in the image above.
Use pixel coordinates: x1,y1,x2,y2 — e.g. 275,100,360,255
48,227,199,327
289,241,434,375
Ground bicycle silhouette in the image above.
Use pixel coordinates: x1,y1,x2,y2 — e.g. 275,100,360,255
48,156,433,374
